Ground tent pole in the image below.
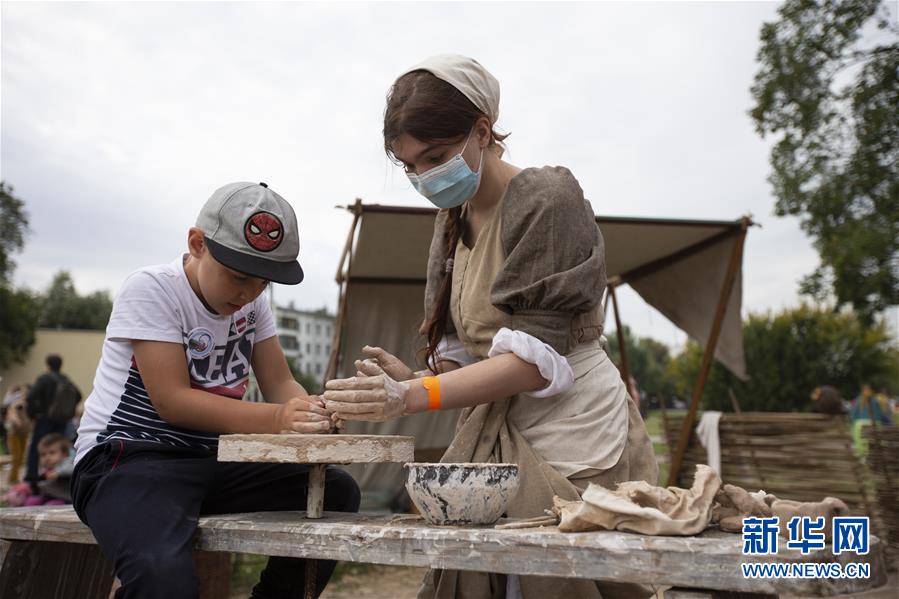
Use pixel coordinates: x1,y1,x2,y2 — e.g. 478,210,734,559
667,220,749,487
325,200,363,383
608,284,632,393
601,286,611,330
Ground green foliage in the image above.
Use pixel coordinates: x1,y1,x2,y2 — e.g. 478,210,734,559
39,271,113,330
606,325,676,398
0,181,40,368
0,286,42,370
287,357,323,394
668,305,899,412
750,0,899,324
0,182,29,285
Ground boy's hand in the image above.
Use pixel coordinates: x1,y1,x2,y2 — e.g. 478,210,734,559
273,397,333,434
331,411,346,432
44,470,59,481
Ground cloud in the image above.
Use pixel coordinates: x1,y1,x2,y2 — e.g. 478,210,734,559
3,1,818,347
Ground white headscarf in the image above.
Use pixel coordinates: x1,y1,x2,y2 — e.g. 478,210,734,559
399,54,501,124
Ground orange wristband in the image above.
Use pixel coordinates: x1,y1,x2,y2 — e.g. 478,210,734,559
422,376,441,411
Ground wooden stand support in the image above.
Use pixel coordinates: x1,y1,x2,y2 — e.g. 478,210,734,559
306,464,326,520
217,434,415,519
218,434,414,599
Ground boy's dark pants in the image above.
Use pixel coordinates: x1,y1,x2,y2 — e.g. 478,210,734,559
72,440,361,599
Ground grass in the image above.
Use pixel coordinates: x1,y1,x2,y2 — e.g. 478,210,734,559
229,554,382,594
644,409,686,486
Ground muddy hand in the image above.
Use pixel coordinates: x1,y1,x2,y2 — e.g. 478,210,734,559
361,345,414,381
274,397,333,433
323,360,410,422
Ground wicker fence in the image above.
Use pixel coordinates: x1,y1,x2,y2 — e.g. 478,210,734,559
663,413,872,514
865,425,899,557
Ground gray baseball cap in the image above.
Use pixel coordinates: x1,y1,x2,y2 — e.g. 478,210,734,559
196,182,304,285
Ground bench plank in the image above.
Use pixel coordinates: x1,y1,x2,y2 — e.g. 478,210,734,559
0,507,888,596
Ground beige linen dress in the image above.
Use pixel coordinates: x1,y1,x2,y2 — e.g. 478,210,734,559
418,166,658,599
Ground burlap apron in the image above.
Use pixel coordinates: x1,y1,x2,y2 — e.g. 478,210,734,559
418,204,659,599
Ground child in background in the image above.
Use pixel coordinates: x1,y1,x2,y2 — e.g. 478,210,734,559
1,421,65,508
71,182,359,599
25,433,74,506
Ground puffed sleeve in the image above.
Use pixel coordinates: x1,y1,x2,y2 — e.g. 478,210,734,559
490,166,606,355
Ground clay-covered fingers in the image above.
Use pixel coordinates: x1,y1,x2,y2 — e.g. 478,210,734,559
354,359,384,377
306,394,327,409
296,397,331,418
323,388,389,407
278,397,332,434
323,398,387,414
330,412,346,431
362,345,413,381
362,345,390,361
325,402,388,422
334,411,389,422
324,375,383,391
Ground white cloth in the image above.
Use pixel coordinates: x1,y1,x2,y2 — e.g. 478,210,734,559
74,256,276,464
695,411,723,475
488,327,575,399
437,329,575,399
400,54,501,124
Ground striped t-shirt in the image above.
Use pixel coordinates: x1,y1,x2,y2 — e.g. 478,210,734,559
74,256,276,465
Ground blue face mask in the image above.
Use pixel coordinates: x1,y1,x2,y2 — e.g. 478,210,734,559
406,132,484,209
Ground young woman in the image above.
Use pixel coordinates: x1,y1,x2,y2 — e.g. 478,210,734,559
324,55,657,599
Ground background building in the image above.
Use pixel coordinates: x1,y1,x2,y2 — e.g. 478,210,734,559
274,302,335,380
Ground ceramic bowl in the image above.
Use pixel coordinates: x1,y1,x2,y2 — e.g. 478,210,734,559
404,462,520,526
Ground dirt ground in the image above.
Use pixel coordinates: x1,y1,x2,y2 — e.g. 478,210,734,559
228,560,427,599
229,562,899,599
319,565,427,599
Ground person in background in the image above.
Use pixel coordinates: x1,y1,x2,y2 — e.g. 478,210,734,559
25,354,82,489
2,384,31,484
874,386,894,422
850,383,893,426
23,433,74,506
810,385,845,416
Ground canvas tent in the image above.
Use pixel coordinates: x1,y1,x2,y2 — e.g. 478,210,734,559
325,201,753,504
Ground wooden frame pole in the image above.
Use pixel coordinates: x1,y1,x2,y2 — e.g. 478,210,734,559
324,200,363,383
667,220,749,487
608,284,632,392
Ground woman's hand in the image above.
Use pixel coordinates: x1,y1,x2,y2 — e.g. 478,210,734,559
323,360,411,422
272,396,333,433
360,345,414,381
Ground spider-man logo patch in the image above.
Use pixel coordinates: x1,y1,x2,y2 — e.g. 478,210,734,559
244,211,283,252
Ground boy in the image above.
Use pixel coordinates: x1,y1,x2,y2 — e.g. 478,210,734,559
72,182,360,598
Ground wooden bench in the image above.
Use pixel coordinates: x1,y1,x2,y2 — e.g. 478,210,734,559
0,506,888,598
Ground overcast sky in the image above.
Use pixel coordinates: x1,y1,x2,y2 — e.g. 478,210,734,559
2,1,834,349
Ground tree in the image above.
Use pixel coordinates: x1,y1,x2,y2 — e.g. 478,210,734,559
0,182,40,369
668,305,899,412
1,182,29,284
287,358,324,394
606,325,676,399
750,0,899,324
0,287,42,370
39,271,113,330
